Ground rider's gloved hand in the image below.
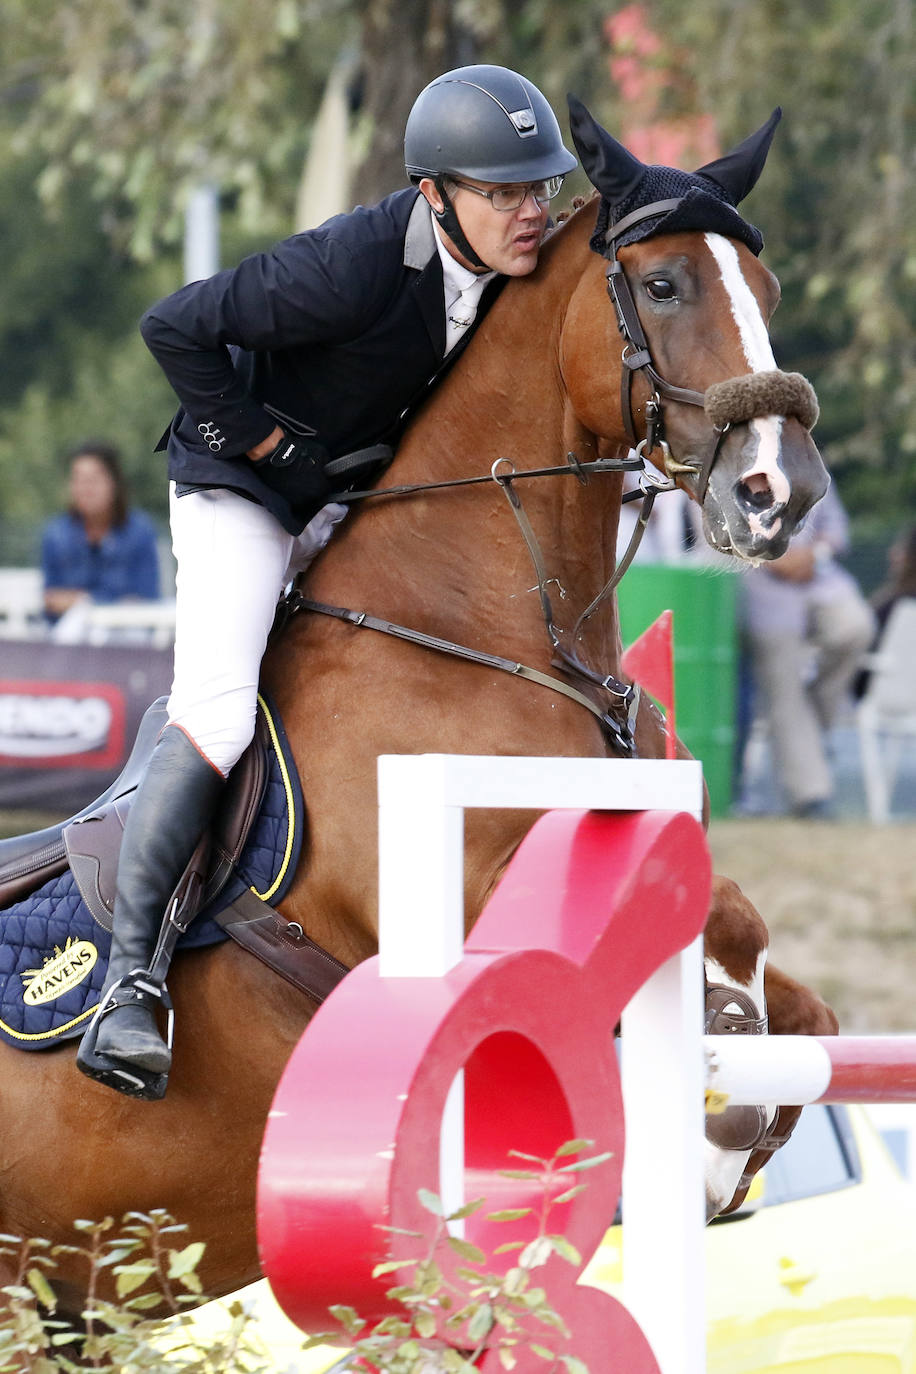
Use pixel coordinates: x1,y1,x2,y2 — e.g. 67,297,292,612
245,425,334,521
249,428,330,474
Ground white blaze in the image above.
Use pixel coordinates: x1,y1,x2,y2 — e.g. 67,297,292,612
704,232,776,371
704,232,791,523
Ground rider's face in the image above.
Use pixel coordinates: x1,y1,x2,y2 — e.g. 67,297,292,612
420,176,549,277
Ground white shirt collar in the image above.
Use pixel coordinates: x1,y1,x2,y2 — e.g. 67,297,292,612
431,212,496,307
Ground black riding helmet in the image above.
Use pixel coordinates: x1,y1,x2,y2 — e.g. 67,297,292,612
404,64,577,269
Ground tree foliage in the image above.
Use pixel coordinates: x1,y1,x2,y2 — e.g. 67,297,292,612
0,0,912,554
4,0,357,260
627,0,916,519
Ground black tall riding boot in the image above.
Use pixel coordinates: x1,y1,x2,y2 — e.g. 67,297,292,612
76,725,223,1097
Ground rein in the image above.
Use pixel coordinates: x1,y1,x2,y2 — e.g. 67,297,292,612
326,452,642,506
292,451,667,757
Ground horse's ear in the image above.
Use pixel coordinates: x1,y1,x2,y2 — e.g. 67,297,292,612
567,94,646,204
695,108,782,205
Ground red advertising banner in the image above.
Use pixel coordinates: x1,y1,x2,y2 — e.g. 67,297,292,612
0,639,172,813
0,679,127,771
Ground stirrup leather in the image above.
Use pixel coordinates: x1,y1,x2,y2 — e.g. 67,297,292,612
77,970,174,1102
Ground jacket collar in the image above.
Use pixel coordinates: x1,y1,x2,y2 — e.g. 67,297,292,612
404,192,437,269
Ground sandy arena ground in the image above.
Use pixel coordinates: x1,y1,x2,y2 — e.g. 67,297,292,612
708,817,916,1034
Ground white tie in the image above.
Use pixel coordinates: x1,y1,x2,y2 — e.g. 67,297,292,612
445,282,482,354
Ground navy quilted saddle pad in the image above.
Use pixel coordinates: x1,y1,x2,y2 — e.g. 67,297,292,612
0,695,303,1051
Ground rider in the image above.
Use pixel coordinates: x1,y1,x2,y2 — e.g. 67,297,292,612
77,65,577,1096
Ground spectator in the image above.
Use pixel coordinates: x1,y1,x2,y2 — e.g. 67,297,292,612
870,523,916,635
41,440,160,628
739,481,875,818
616,469,706,566
853,523,916,699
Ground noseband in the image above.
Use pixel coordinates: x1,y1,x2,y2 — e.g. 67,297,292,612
603,199,819,500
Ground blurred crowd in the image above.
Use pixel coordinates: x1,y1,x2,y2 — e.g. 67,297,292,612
617,469,916,820
0,438,171,645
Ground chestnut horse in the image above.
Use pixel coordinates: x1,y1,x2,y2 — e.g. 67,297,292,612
0,106,837,1322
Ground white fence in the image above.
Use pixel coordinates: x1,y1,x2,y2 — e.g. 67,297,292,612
376,754,916,1374
0,567,175,646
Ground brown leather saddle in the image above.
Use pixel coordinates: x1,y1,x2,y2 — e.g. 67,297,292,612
0,697,348,1005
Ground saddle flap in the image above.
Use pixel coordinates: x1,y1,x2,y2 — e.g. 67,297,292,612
204,709,271,902
64,722,270,931
64,799,132,931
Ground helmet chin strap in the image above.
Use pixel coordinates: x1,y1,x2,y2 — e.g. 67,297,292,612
433,176,491,272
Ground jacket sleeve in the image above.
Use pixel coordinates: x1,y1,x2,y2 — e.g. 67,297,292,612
139,229,380,455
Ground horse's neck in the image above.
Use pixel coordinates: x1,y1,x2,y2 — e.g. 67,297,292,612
309,215,624,668
274,213,629,963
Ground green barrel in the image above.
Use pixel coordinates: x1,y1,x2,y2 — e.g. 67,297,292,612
617,563,739,816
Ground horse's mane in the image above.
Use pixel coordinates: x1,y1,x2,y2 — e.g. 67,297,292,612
552,189,600,227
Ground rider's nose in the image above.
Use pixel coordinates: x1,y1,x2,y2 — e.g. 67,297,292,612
518,192,545,219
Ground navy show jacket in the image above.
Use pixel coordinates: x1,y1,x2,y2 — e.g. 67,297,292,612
140,189,504,534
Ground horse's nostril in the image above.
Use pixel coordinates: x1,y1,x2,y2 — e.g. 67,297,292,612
737,476,775,511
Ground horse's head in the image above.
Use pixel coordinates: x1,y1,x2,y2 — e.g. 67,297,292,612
562,98,829,562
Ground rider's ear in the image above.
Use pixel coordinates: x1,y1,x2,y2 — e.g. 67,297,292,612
417,176,445,215
695,108,782,205
566,94,645,205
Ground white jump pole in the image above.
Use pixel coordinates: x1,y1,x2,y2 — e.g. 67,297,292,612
706,1033,916,1104
375,753,916,1374
377,753,705,1374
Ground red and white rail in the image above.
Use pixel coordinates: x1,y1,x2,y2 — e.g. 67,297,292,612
706,1032,916,1104
376,756,916,1374
259,754,916,1374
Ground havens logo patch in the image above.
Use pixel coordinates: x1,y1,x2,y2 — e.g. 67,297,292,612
21,938,99,1006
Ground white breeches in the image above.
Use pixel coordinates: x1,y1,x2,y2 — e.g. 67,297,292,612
167,484,347,775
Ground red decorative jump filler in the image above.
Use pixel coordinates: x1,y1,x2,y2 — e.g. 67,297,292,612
257,802,710,1374
621,610,677,759
257,753,916,1374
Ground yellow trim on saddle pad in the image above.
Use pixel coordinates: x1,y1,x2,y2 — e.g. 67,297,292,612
251,692,298,904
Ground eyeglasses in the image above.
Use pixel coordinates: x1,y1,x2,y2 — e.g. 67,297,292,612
447,176,565,212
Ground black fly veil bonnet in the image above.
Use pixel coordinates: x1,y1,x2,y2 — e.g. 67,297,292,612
565,97,818,492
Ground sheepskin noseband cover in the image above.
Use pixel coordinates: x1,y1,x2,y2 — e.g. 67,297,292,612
704,370,819,431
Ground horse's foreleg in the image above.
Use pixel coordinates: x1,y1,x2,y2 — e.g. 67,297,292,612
702,874,777,1220
717,962,839,1216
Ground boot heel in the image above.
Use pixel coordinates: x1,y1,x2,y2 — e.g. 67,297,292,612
77,1021,170,1101
76,977,174,1101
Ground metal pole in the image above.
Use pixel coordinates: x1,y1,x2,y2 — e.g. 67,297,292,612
183,183,220,283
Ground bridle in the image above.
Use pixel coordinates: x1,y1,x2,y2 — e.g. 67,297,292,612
603,197,820,503
287,201,818,756
604,198,728,502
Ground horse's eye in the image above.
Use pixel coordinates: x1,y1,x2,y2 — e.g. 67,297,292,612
645,277,676,302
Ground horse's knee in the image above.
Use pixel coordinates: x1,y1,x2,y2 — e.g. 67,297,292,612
704,873,769,985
